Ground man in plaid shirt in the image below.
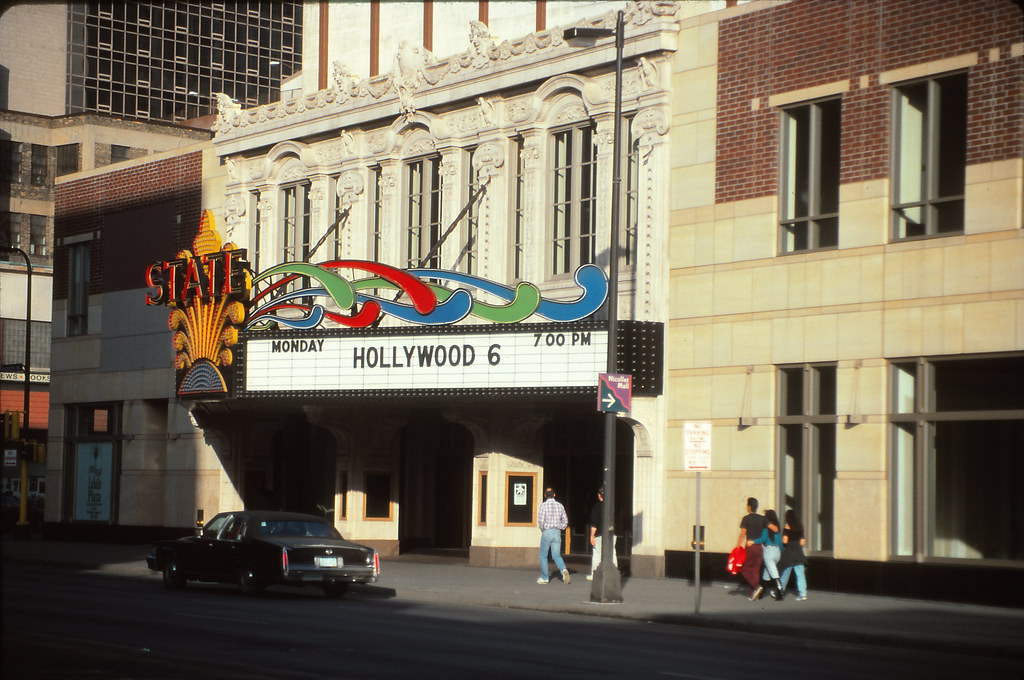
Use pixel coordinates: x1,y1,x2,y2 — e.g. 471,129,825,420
537,487,570,584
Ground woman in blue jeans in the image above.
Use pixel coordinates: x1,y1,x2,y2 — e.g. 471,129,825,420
779,509,808,600
754,509,784,600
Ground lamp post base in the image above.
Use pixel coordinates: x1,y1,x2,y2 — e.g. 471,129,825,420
589,562,623,603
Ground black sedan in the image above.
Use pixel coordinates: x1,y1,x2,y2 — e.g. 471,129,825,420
146,510,380,598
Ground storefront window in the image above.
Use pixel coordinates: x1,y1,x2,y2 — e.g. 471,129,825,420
364,472,392,519
890,355,1024,561
777,363,837,552
66,404,120,523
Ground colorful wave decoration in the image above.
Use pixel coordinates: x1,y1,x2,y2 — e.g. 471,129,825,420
245,260,608,330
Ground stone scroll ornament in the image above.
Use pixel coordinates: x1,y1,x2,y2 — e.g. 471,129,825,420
144,211,252,398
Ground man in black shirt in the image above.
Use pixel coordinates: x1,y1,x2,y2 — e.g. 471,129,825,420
587,487,618,581
737,497,766,600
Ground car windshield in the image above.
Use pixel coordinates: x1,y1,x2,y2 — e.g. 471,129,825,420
256,520,340,538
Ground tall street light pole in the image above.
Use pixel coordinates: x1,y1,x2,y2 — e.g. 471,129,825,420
565,9,625,603
2,245,33,539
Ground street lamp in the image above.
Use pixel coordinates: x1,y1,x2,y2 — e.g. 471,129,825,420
565,10,625,604
1,245,33,539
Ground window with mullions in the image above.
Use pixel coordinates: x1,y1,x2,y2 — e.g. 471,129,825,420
622,116,639,267
892,72,967,239
249,191,262,273
29,215,47,257
370,166,383,262
3,141,23,183
456,148,480,274
551,124,597,276
780,98,841,252
56,144,80,176
512,137,526,280
890,356,1024,561
67,242,91,337
30,144,49,186
280,183,311,263
777,364,837,553
405,156,442,268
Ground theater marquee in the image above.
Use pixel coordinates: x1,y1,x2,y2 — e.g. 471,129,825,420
149,210,663,401
238,323,610,397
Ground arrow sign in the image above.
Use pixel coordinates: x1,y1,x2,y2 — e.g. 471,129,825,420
597,373,632,414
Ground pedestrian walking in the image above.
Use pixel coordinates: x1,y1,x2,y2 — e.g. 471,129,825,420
587,486,618,581
779,509,808,600
537,487,570,584
737,497,766,600
755,508,784,600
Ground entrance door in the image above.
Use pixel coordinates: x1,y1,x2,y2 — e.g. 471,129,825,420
542,413,634,556
399,415,473,552
267,418,336,519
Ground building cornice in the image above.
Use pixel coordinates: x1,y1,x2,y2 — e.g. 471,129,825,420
213,2,679,157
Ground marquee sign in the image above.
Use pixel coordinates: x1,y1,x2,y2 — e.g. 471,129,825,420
246,261,608,329
145,210,670,401
144,211,251,398
239,323,608,397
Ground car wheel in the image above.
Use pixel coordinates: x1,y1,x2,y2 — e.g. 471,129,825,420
162,555,186,590
238,565,265,595
322,579,348,599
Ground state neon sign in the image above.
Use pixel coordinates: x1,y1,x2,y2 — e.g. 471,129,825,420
144,210,251,398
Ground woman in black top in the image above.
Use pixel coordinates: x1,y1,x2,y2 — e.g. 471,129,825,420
778,509,808,600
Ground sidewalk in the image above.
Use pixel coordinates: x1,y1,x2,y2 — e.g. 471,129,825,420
4,537,1023,659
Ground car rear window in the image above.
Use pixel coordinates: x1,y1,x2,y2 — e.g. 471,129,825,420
257,520,339,538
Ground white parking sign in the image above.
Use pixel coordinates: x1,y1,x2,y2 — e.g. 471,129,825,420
683,422,712,471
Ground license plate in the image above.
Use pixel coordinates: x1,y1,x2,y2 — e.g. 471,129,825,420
315,556,340,568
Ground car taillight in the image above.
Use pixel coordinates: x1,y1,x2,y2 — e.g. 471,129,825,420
281,548,289,575
373,551,380,576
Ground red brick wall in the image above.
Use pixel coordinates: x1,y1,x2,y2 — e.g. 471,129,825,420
53,150,204,299
716,0,1023,204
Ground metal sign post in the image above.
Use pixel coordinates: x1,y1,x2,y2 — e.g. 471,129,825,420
683,422,712,614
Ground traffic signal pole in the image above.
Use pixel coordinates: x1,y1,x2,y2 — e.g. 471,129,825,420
2,245,33,539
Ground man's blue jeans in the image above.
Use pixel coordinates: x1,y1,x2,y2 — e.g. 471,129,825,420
539,528,567,580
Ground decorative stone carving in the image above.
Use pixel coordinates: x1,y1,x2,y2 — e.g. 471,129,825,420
258,198,274,229
468,20,498,69
472,142,504,182
378,167,398,195
520,141,542,171
214,93,242,134
332,60,361,101
625,0,679,26
405,135,436,157
279,163,306,184
368,131,390,155
392,41,442,117
320,129,358,163
637,57,658,90
633,107,669,159
212,5,676,139
507,100,532,124
554,102,587,124
336,170,365,208
439,154,459,188
477,96,498,127
223,193,246,236
308,185,325,208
